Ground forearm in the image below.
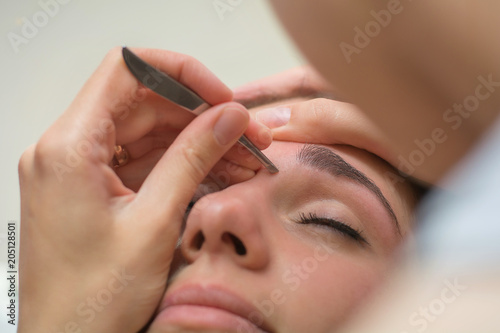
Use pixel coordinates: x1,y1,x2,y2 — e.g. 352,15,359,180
270,0,500,183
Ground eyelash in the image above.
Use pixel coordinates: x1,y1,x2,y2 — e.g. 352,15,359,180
296,212,369,246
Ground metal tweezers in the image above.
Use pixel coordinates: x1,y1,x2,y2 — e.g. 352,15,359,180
122,47,278,174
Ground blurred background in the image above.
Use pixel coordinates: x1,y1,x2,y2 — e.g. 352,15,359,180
0,1,303,331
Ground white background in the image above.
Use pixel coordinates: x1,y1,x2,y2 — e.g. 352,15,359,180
0,1,303,331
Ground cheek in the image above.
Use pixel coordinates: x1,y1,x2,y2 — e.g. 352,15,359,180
275,250,386,331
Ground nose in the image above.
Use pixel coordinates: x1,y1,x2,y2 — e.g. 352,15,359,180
181,191,270,270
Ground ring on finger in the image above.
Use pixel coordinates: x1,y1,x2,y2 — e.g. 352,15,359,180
112,145,130,168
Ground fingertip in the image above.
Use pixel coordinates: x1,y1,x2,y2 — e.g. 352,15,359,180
243,119,272,149
258,126,273,148
255,107,291,129
213,103,250,146
208,159,257,188
256,124,273,149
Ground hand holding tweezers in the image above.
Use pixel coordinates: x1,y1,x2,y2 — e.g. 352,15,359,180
122,47,278,174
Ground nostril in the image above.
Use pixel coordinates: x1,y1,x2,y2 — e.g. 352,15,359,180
225,233,247,256
192,231,205,250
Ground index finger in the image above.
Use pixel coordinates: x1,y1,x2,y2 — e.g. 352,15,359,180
233,66,339,108
265,98,396,169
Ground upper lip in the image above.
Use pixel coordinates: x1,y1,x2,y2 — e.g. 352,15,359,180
159,284,273,332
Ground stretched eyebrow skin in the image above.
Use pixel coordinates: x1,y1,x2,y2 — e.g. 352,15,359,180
297,144,401,236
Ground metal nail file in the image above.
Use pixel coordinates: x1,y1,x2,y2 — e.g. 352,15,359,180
122,47,278,174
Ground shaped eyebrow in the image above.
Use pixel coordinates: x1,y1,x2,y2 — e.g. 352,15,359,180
297,144,401,235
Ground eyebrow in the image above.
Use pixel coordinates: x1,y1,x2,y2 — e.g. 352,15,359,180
297,145,401,235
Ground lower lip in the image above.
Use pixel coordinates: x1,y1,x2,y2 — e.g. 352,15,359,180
152,304,263,333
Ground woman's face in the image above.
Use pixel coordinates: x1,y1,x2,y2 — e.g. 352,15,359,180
146,100,416,332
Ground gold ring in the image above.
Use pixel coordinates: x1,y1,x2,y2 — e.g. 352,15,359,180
112,145,130,168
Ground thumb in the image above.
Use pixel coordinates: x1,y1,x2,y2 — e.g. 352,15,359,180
258,99,396,168
133,102,249,225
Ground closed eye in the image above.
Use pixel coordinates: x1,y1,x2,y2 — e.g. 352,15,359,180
296,212,369,246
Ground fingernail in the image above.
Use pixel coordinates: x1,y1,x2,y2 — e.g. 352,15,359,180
255,107,291,128
214,107,248,146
